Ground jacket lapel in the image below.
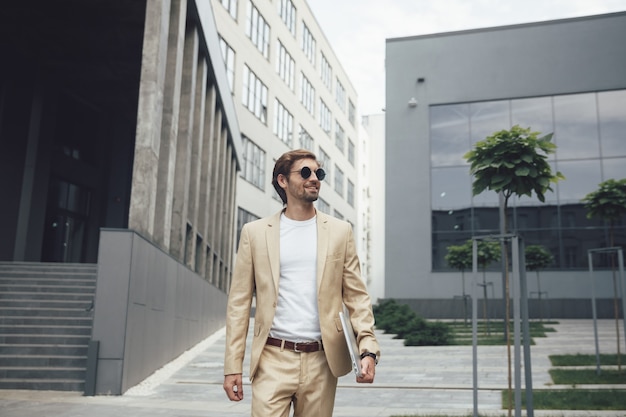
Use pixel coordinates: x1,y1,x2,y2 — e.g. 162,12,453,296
266,211,282,296
316,211,329,291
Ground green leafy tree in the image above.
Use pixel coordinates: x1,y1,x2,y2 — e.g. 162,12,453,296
474,240,501,333
445,243,472,324
464,125,564,415
582,178,626,371
525,245,554,322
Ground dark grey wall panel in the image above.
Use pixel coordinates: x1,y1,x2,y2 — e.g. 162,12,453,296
92,229,227,395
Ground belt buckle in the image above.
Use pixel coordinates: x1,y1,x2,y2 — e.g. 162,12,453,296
293,342,303,353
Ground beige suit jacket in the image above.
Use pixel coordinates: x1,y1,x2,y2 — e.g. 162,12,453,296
224,210,380,380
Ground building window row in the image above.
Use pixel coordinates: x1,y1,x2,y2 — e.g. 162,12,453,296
242,65,268,123
334,120,345,153
276,40,295,90
300,73,315,115
320,53,332,90
301,22,316,65
299,125,314,150
219,36,236,93
278,0,296,36
335,79,346,111
241,136,266,190
237,207,260,248
246,1,270,59
319,99,331,134
220,0,238,19
273,99,294,146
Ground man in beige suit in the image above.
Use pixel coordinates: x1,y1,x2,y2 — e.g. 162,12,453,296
223,149,380,417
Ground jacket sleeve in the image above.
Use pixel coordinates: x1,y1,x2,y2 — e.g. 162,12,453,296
341,225,381,360
223,224,255,375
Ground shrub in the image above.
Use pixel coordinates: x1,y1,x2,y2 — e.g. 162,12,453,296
373,299,452,346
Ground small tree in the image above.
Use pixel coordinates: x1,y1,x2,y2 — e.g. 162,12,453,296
582,178,626,372
445,243,472,324
474,239,501,334
525,245,554,322
464,125,564,416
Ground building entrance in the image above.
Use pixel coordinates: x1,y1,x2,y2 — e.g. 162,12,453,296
41,178,91,263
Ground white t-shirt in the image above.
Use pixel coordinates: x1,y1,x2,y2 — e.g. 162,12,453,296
269,213,321,342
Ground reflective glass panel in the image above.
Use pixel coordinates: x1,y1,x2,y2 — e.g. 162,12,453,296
554,93,600,160
430,104,470,167
603,157,626,181
469,100,510,145
598,89,626,158
557,159,602,204
431,166,472,210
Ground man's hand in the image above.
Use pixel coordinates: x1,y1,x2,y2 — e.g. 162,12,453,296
223,373,243,401
356,356,376,383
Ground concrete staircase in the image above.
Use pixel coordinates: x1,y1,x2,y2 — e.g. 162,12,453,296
0,262,97,392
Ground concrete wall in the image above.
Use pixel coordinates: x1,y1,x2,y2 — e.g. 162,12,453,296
91,229,227,395
384,12,626,310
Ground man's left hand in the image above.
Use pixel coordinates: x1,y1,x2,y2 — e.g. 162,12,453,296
356,356,375,383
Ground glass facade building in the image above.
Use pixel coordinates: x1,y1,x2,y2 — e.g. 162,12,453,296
431,90,626,271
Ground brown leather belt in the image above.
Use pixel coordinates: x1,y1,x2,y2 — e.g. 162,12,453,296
266,337,323,352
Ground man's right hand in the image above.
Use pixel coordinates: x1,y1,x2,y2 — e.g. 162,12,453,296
223,373,243,401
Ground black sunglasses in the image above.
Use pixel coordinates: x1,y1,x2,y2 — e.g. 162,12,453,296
290,166,326,181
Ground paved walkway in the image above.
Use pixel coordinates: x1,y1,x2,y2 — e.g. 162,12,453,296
1,319,625,416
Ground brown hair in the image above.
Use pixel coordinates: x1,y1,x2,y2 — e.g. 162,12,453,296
272,149,319,204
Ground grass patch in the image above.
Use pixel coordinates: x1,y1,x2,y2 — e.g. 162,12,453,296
550,353,622,366
502,389,626,410
549,369,626,385
447,321,556,346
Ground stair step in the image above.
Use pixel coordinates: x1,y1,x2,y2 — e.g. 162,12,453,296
0,378,84,391
0,334,91,344
0,307,93,317
0,262,96,393
0,344,88,356
0,324,92,335
0,316,93,326
0,355,87,367
0,366,86,380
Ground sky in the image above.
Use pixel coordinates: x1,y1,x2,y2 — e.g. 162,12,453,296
307,0,626,116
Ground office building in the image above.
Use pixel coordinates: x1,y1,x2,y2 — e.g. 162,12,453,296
385,12,626,318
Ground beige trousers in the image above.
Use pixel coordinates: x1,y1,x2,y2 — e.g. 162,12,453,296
251,344,338,417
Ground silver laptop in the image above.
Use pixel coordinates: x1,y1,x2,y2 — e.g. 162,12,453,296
339,310,363,377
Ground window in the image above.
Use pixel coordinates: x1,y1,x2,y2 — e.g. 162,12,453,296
246,1,270,59
300,73,315,115
299,125,314,150
317,197,330,214
321,54,332,90
334,164,344,196
335,79,346,111
278,0,296,36
430,90,626,270
348,139,355,165
237,207,259,248
221,0,237,19
241,136,266,190
274,99,294,146
276,41,295,90
348,100,356,126
242,65,268,123
301,22,316,65
334,121,344,153
347,180,354,207
219,37,236,93
333,210,344,220
319,147,331,183
319,99,331,134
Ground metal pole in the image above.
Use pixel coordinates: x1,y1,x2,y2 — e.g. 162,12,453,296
618,249,626,353
512,236,522,417
472,238,479,417
588,251,601,375
519,238,534,417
